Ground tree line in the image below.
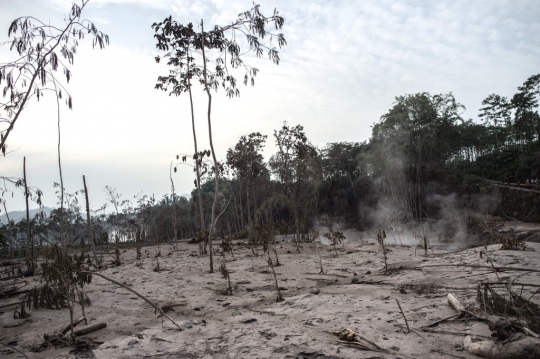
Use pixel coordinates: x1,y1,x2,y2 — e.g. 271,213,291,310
2,71,538,252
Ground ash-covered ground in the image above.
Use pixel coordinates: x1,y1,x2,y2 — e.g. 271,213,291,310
1,225,540,359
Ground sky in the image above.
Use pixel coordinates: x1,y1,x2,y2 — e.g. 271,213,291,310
0,0,539,214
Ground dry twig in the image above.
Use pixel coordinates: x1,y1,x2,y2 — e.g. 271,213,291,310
81,271,183,331
395,298,410,333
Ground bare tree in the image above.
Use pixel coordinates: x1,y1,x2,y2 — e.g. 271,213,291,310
0,0,109,153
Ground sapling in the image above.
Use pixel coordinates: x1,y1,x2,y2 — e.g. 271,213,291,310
389,215,403,246
377,229,388,274
226,221,236,261
252,217,284,301
413,229,431,256
82,175,99,267
40,245,92,343
219,263,233,295
324,229,345,257
220,235,235,261
114,246,121,266
153,257,161,272
267,255,284,302
310,229,325,274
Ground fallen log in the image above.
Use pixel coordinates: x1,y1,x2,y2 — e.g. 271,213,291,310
448,293,465,313
464,335,540,359
55,317,86,337
29,317,86,352
73,323,106,336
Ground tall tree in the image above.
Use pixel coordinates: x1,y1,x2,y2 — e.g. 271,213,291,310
153,3,287,272
370,93,463,221
479,94,511,150
226,132,268,232
512,74,540,147
270,123,320,250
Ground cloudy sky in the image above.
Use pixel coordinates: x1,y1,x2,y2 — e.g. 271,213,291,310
0,0,538,214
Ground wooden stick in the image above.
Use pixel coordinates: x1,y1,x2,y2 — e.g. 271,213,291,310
481,250,501,281
82,271,183,331
418,264,540,273
0,341,29,359
83,175,99,267
425,314,461,328
482,281,540,288
58,317,85,335
395,298,410,333
0,300,23,309
424,329,491,338
74,323,106,336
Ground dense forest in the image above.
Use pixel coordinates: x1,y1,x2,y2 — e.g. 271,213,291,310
2,73,539,252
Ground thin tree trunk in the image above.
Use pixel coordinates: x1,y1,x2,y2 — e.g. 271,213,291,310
23,157,32,265
238,181,245,229
227,220,236,260
187,51,206,255
201,20,216,273
2,202,14,248
170,164,178,242
83,175,99,267
54,78,66,248
252,182,258,221
232,193,241,233
246,183,251,231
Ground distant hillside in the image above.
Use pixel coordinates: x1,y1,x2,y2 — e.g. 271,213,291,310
0,207,53,224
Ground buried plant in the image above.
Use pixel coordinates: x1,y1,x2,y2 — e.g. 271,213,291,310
251,209,284,302
477,282,540,333
29,245,92,344
389,215,404,246
113,246,121,266
413,228,431,256
310,229,325,274
220,233,236,261
219,263,233,295
253,200,282,266
153,256,161,272
377,229,388,274
267,255,284,302
323,229,345,257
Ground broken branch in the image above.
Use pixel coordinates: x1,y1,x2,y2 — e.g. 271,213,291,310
0,341,29,359
81,271,183,331
418,264,540,273
73,323,106,336
395,298,410,333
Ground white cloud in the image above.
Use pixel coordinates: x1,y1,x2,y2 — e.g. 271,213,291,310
0,0,539,211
